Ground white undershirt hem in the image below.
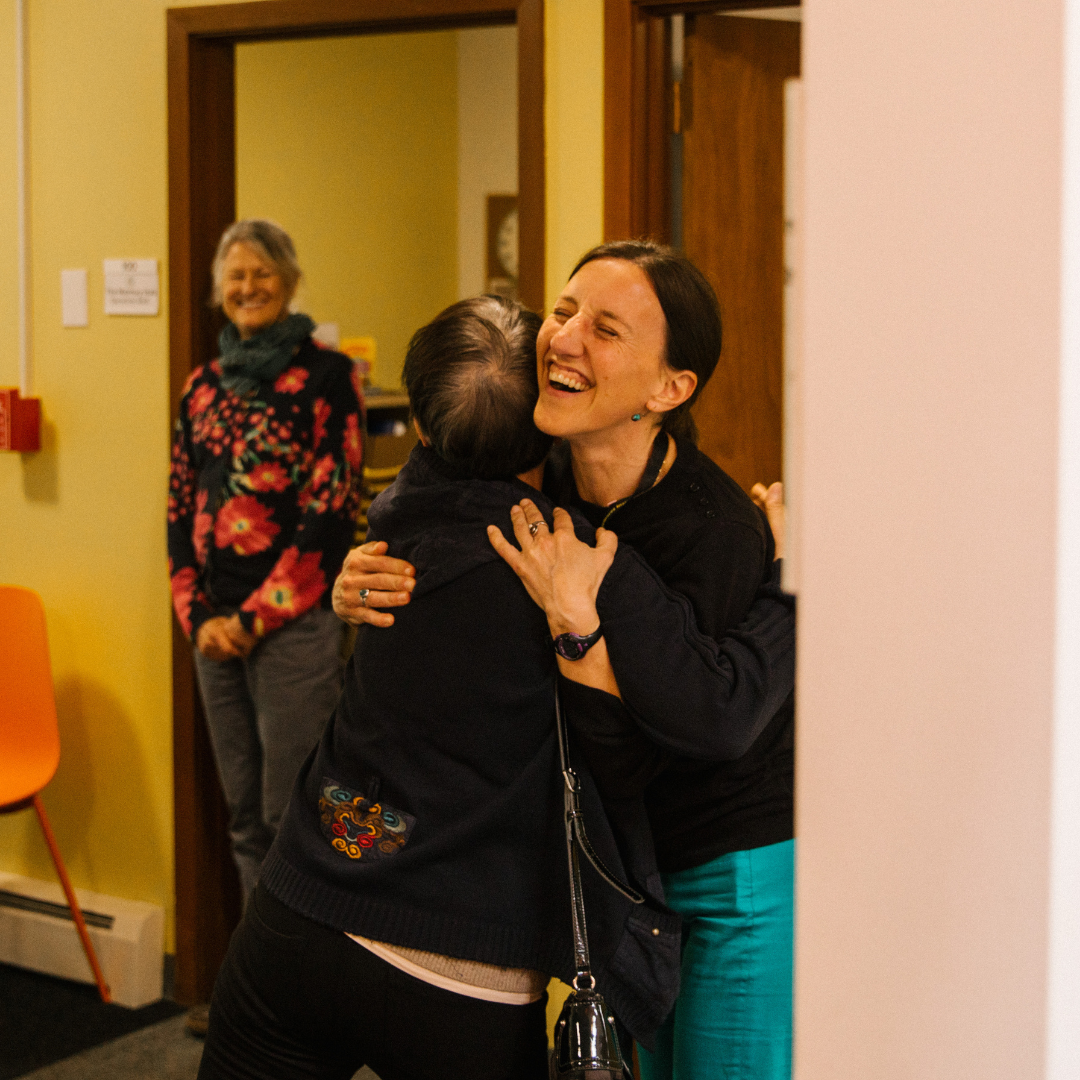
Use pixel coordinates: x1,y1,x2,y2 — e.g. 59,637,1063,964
345,933,544,1005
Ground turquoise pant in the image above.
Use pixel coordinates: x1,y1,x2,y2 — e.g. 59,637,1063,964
638,839,794,1080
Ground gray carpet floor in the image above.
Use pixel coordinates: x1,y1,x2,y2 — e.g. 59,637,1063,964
16,1016,380,1080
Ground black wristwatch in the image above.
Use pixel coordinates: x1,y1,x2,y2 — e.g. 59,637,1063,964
553,626,603,661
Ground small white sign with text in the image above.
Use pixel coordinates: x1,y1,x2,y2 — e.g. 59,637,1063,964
104,259,159,316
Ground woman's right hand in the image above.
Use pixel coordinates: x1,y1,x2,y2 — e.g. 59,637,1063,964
332,541,416,627
196,616,246,662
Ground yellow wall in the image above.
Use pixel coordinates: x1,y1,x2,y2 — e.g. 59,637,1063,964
541,0,604,1028
457,25,518,300
0,0,603,962
236,33,459,392
544,0,605,307
0,0,262,953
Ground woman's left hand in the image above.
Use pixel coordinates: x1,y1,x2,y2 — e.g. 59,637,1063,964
487,499,618,636
750,481,785,560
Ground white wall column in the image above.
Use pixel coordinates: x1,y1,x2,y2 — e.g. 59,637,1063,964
796,0,1077,1075
1048,3,1080,1074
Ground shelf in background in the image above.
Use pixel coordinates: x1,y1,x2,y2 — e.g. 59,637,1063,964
364,391,409,410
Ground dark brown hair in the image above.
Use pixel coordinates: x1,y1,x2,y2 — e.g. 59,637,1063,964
570,240,722,442
403,296,552,480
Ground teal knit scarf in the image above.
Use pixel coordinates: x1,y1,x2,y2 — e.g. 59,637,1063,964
218,312,316,395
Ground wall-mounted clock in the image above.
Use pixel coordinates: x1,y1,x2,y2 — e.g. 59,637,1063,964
486,194,518,300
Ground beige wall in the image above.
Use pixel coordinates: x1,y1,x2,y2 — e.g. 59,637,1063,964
1049,5,1080,1068
796,0,1070,1075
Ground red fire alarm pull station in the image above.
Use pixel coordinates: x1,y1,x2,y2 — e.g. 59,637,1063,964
0,388,41,451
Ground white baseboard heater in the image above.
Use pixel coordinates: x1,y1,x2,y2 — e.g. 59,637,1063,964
0,871,164,1008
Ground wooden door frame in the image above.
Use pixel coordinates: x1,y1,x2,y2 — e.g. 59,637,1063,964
603,0,798,241
166,0,545,1005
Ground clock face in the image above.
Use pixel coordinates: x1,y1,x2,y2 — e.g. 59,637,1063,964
496,209,519,279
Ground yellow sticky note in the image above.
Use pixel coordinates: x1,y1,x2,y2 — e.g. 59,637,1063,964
340,337,377,385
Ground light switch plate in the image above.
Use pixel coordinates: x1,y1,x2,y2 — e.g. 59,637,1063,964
61,268,88,327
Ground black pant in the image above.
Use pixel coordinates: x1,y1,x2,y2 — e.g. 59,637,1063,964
198,884,549,1080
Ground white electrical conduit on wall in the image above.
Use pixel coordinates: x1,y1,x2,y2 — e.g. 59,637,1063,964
16,0,29,397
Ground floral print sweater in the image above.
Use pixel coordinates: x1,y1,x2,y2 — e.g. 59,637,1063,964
168,337,363,643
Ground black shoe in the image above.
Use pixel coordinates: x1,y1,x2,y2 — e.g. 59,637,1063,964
185,1002,210,1039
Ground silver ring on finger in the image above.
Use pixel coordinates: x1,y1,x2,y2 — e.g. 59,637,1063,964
528,521,542,538
358,588,370,607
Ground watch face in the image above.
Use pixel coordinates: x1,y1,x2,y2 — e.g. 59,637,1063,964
554,636,587,661
554,628,601,660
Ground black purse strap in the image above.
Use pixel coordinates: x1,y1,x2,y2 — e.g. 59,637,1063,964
554,687,644,988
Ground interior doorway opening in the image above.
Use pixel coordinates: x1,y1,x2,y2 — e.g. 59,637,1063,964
167,0,544,1006
234,24,519,393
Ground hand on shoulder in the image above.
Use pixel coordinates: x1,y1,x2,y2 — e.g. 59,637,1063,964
750,481,784,560
332,541,416,628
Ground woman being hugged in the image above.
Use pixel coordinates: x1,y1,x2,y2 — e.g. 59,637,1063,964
168,219,363,903
517,241,794,1080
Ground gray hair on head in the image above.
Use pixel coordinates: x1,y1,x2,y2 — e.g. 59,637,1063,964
211,219,302,307
403,295,551,480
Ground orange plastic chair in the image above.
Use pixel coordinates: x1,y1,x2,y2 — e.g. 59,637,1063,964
0,585,111,1002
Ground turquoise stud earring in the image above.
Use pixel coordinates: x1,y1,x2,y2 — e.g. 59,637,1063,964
631,413,642,422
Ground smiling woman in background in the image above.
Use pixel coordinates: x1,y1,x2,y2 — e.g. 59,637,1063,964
168,219,364,912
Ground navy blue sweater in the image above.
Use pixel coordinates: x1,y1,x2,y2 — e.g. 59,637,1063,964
263,444,794,1044
263,447,682,1045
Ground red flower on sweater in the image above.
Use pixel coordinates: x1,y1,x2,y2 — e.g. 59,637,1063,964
275,367,309,394
170,564,198,637
192,490,213,565
188,383,216,418
241,548,325,635
214,495,280,555
310,454,335,491
313,398,331,446
246,461,290,493
343,414,362,471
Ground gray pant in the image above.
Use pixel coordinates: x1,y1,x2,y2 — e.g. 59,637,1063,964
193,607,345,900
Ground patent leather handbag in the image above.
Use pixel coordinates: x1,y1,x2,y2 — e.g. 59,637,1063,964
551,688,644,1080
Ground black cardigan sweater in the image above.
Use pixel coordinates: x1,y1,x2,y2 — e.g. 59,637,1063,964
262,444,793,1045
547,437,797,872
263,446,679,1044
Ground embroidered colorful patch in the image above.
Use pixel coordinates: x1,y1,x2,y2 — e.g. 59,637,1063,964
318,779,415,861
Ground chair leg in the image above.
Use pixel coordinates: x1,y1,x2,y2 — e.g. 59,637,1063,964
32,794,112,1003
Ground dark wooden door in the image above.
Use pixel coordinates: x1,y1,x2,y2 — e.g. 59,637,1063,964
683,14,800,492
